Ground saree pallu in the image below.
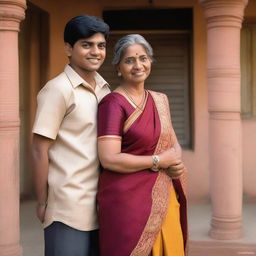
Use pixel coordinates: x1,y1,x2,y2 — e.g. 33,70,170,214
97,90,188,256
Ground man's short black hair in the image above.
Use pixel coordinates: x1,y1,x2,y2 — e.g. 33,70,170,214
64,15,110,46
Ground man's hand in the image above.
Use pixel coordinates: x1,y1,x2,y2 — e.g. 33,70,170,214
36,202,47,223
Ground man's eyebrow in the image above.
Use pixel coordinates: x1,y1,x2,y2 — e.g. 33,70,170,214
80,40,92,44
80,40,106,44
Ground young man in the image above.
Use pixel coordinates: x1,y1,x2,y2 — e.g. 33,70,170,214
31,15,110,256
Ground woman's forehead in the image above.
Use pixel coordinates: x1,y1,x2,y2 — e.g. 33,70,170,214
123,44,147,56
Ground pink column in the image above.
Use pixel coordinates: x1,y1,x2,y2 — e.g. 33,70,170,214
0,1,26,255
200,0,248,239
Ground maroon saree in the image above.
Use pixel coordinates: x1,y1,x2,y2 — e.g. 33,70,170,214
97,90,188,256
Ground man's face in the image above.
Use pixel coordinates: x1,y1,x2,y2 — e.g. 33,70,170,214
66,33,106,73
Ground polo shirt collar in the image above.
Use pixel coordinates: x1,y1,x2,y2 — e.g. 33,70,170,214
64,64,109,89
94,72,109,89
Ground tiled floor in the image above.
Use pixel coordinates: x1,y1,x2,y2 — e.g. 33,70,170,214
189,241,256,256
20,201,44,256
20,201,256,256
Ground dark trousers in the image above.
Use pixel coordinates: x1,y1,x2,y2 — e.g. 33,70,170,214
44,222,99,256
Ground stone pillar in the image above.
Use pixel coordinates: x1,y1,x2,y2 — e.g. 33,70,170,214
0,1,26,255
200,0,248,239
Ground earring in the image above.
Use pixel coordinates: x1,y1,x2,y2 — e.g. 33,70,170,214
117,71,121,77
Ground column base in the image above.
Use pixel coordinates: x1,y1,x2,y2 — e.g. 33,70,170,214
209,215,243,240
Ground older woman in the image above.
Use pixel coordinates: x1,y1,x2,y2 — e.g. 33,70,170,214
97,34,188,256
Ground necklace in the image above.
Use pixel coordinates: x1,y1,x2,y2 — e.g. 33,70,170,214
122,87,145,111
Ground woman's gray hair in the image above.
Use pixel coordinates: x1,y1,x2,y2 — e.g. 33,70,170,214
112,34,154,65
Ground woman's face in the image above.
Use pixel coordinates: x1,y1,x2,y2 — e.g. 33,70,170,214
117,44,152,84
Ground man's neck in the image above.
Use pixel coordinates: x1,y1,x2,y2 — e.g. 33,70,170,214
69,64,96,89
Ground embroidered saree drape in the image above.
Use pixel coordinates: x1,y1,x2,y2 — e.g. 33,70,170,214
97,91,188,256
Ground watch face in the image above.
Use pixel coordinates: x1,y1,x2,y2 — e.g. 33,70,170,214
153,156,160,165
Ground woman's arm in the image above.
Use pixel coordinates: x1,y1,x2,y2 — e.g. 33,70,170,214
98,139,182,173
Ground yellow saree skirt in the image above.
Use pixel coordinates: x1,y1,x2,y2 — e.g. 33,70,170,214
151,185,184,256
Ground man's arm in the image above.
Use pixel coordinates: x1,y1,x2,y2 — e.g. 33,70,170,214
31,134,54,222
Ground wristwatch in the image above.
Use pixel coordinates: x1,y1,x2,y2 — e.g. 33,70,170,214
151,155,160,172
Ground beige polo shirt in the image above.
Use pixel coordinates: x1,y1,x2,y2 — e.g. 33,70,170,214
32,64,110,231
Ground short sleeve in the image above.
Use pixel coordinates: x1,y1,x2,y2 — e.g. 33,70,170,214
97,94,125,138
32,83,67,140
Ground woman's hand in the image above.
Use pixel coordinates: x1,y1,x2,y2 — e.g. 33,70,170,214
158,147,182,169
158,145,185,178
166,163,185,179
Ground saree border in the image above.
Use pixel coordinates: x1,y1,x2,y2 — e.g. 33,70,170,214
162,93,188,197
98,135,122,141
130,91,173,256
123,91,149,134
130,90,188,256
157,92,189,254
